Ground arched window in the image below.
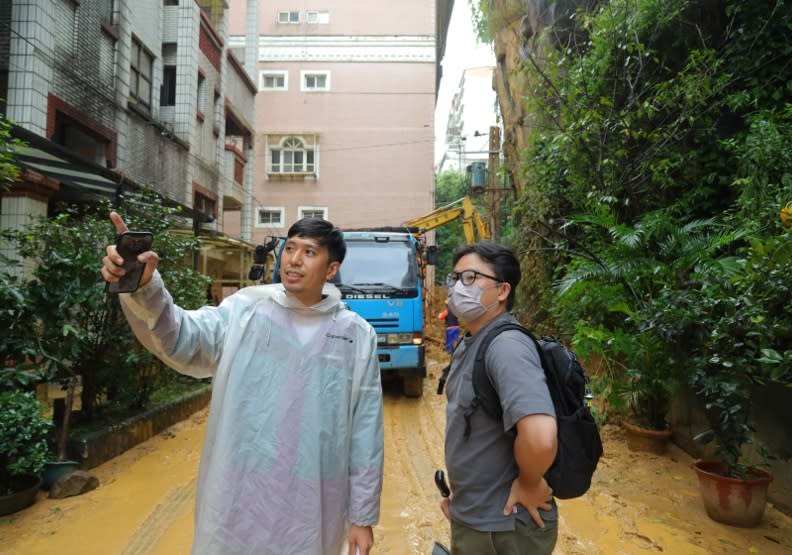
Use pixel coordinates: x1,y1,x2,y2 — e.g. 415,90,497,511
270,136,315,174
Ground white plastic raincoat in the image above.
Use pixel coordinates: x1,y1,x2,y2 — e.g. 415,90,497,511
120,272,384,555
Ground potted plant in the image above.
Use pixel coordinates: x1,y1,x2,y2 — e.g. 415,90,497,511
555,213,731,455
576,324,676,454
0,390,53,515
40,369,81,489
688,232,790,527
691,366,773,528
619,331,676,454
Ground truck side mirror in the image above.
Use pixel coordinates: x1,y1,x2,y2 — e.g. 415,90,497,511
426,245,438,265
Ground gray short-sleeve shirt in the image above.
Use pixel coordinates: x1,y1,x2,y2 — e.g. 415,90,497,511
444,312,557,531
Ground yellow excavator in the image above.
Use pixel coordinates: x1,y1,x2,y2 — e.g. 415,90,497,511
402,197,489,361
402,196,490,242
782,201,792,228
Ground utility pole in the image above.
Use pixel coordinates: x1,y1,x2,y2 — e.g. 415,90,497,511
487,125,500,241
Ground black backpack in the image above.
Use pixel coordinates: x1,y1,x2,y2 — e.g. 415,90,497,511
438,321,603,500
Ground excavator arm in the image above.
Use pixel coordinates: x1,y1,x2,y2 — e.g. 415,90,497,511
403,196,490,243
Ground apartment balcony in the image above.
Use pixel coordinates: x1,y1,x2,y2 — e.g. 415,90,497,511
222,143,246,211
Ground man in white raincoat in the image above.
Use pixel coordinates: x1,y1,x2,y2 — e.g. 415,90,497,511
101,212,384,555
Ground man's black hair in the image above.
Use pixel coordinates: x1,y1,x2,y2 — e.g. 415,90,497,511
287,217,346,264
452,241,520,310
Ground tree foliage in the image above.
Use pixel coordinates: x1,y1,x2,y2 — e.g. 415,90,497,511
0,190,211,425
0,111,21,192
489,0,792,469
433,171,469,279
0,391,52,493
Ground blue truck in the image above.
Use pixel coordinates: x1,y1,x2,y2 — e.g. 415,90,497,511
263,229,428,396
333,230,427,396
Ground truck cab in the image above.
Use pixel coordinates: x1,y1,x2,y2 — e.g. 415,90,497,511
333,231,426,396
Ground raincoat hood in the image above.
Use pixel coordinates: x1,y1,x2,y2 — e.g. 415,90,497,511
237,282,343,313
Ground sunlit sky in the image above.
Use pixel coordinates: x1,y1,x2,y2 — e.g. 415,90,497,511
434,1,496,166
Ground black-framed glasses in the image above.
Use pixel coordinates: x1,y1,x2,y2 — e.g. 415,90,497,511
446,269,501,287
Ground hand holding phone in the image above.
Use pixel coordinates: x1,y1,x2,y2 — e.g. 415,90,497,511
106,231,154,294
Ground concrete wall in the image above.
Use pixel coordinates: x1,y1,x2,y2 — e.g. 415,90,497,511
69,386,212,470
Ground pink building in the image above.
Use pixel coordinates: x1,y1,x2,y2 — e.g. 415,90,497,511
227,1,439,244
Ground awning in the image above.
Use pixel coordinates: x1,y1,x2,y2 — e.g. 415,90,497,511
8,125,194,218
172,226,261,290
12,144,119,196
9,124,122,200
6,125,260,294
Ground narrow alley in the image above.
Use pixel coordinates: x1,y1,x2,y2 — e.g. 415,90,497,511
0,344,790,554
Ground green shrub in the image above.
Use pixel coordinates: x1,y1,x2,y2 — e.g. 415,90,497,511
0,190,211,426
0,391,52,494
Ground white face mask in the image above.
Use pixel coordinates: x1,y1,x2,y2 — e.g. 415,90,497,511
447,281,500,323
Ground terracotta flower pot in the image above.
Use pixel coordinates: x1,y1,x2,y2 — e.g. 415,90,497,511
693,460,773,527
623,421,672,455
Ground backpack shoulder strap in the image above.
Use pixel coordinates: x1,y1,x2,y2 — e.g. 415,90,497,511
436,333,466,395
466,321,543,438
536,336,579,413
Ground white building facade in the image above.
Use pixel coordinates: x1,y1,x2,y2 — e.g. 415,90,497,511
438,66,498,174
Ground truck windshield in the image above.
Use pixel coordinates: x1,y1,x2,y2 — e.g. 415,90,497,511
335,241,418,291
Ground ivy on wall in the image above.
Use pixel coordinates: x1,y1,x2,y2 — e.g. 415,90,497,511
475,0,792,396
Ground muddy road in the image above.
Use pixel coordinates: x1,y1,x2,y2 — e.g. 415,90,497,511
0,343,791,554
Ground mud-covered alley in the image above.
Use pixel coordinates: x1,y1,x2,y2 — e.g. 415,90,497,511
0,343,790,554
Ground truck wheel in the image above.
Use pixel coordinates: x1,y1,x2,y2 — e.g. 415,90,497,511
403,376,424,398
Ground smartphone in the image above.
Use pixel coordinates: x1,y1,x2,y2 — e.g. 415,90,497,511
106,231,153,294
434,469,450,498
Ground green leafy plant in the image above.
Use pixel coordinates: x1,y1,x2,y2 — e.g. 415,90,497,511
0,255,56,390
691,231,791,478
433,171,475,279
691,370,764,481
508,0,792,319
573,324,677,431
0,110,21,192
0,391,52,494
467,0,492,43
0,190,211,461
556,209,744,429
0,115,44,388
687,108,792,479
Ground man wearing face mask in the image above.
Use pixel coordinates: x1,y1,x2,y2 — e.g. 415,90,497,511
439,241,558,555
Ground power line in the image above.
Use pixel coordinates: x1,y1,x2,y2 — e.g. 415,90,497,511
319,137,435,152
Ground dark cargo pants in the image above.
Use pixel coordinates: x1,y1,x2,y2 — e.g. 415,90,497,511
450,518,558,555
